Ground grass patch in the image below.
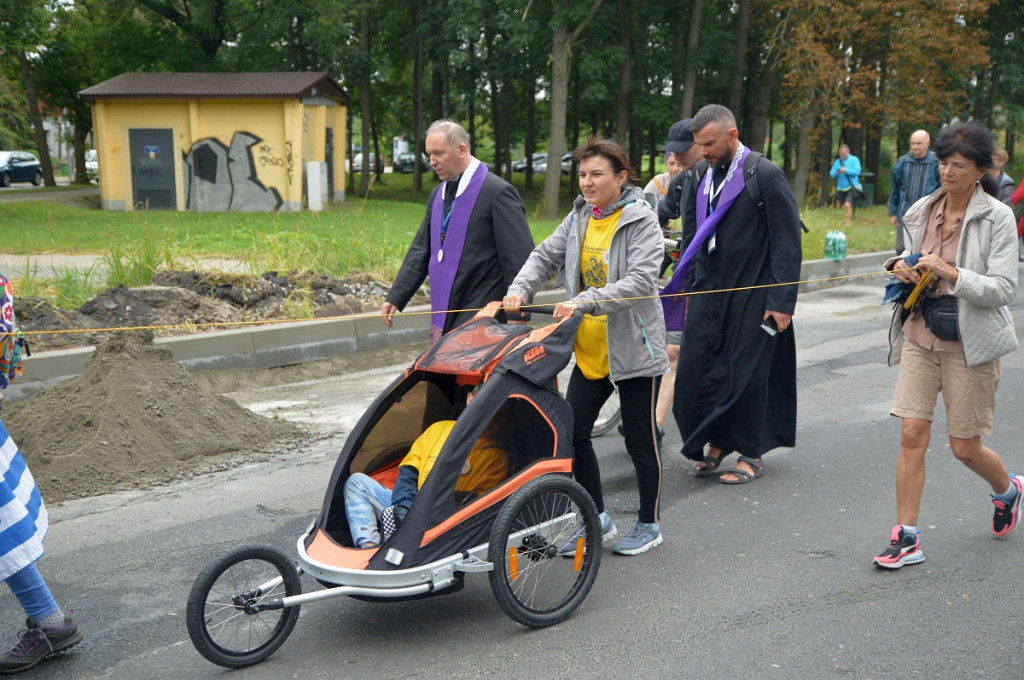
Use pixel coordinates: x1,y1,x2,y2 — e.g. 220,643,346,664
0,179,895,288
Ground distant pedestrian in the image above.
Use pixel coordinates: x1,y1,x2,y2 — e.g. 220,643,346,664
889,130,941,255
381,119,535,342
874,121,1021,570
829,144,861,225
0,274,83,674
988,146,1014,206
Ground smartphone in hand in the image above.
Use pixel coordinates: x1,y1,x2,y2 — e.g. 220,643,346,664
760,316,778,337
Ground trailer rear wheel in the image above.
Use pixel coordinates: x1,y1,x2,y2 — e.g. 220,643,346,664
488,476,601,627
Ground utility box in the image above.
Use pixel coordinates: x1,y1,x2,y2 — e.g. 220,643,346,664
857,171,875,207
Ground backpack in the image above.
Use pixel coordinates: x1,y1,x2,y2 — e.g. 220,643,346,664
694,151,810,234
0,275,30,390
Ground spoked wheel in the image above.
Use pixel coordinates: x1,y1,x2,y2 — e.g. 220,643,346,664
488,476,601,627
558,357,622,438
186,544,302,668
590,393,622,438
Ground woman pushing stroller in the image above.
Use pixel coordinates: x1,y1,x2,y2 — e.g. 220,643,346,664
503,138,669,556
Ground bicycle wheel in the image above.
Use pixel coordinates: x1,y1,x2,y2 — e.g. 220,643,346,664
590,394,622,438
558,357,622,438
488,476,601,627
186,544,302,668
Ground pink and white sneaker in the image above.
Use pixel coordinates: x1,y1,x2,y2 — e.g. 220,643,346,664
873,526,924,570
992,474,1023,538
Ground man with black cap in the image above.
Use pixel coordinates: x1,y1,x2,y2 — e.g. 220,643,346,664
647,119,701,442
655,118,701,231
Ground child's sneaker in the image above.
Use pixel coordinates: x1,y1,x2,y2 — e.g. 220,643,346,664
0,615,82,674
872,526,924,569
992,474,1023,537
611,518,663,556
556,510,616,555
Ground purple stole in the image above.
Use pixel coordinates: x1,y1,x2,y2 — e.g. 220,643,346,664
660,145,750,332
428,161,488,342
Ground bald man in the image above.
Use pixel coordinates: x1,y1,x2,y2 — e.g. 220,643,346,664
888,129,940,255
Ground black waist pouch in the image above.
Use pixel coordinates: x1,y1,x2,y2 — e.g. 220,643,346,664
921,296,959,341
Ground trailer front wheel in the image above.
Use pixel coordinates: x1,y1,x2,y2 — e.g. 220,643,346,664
186,544,301,668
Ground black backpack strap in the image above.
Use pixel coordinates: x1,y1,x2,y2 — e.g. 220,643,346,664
743,150,809,234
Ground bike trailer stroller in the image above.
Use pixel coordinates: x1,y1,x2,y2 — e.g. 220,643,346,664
186,304,603,668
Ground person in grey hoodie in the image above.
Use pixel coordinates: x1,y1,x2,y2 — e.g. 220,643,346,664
875,120,1021,570
503,138,669,556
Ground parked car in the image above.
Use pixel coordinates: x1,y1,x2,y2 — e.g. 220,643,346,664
350,152,384,172
392,152,427,174
85,149,99,179
561,152,574,175
0,151,42,187
511,153,547,173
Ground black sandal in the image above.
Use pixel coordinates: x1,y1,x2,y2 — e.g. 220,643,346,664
719,456,764,485
695,450,728,477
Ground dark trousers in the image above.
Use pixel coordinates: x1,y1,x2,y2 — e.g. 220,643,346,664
565,365,662,524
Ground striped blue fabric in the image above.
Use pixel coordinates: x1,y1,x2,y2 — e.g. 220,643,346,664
0,419,48,582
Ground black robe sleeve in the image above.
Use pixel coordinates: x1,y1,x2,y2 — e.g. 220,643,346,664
386,188,438,311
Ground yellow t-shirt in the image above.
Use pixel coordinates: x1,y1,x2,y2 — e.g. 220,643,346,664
401,420,508,496
573,210,621,379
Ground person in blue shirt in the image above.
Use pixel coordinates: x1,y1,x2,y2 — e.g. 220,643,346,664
829,144,861,225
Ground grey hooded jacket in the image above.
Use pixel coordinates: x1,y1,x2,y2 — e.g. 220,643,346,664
886,185,1018,367
507,190,670,381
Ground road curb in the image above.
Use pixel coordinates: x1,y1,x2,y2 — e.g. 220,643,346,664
10,255,888,401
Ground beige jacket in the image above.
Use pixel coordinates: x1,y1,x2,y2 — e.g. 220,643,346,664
886,185,1018,367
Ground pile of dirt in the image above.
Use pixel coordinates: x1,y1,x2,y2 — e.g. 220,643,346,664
3,330,303,503
14,269,417,351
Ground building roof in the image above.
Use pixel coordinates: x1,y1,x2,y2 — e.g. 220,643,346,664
80,72,349,103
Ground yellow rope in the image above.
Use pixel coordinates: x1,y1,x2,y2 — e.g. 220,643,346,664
20,266,915,338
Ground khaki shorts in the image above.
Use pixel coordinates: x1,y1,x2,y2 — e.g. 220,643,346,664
891,338,1000,438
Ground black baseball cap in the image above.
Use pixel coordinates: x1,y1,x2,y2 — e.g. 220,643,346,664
665,118,695,154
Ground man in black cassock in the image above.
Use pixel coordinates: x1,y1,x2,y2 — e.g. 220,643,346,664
381,120,534,341
671,104,802,484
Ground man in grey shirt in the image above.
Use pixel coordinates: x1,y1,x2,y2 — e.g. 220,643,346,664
888,129,940,255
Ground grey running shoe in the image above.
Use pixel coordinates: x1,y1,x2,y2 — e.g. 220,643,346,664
556,510,617,556
0,616,83,674
612,518,663,555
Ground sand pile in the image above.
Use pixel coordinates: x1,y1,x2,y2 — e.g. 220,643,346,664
3,330,302,502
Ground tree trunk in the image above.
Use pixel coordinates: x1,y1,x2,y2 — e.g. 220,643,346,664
818,116,832,207
71,116,92,186
792,94,816,205
743,52,779,154
615,0,630,146
412,26,424,196
346,106,355,196
18,50,54,187
359,0,372,197
783,118,792,179
432,69,444,121
543,20,572,218
525,72,536,189
681,0,703,118
727,0,750,117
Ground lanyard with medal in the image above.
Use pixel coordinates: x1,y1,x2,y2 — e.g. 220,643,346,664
438,185,457,262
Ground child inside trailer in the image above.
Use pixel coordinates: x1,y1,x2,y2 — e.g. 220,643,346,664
343,406,509,549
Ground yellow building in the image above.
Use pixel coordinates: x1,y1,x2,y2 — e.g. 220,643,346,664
79,72,349,212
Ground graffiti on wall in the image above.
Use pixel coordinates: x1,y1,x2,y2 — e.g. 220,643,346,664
184,131,283,212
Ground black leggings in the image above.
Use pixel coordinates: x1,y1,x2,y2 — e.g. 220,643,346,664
565,365,662,524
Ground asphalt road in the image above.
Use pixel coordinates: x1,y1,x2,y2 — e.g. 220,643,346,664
3,281,1024,679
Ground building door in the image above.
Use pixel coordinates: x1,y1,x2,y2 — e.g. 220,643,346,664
325,127,335,202
129,128,176,209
